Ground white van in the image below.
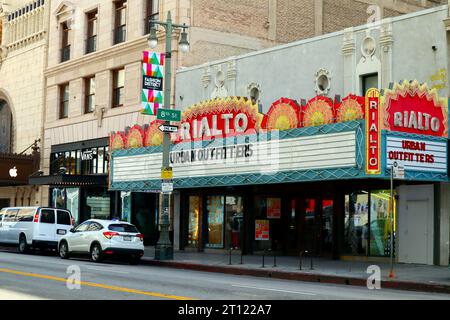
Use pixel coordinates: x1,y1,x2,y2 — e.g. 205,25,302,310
0,207,74,253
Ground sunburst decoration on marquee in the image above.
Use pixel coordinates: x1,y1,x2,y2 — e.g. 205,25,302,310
335,94,365,123
110,131,127,151
181,96,264,130
125,125,145,149
144,121,165,147
302,96,334,127
262,98,301,131
382,80,448,137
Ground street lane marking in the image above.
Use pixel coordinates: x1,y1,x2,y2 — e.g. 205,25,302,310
231,284,317,296
0,268,196,300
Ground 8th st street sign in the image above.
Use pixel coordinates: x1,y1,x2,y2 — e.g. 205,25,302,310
157,108,181,122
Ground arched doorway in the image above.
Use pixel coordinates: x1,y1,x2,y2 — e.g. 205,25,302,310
0,99,12,153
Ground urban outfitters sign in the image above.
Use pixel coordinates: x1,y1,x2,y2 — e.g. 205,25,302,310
386,136,447,174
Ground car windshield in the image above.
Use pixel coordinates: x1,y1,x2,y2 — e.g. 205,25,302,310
108,223,139,233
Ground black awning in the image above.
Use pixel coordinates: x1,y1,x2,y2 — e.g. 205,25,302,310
29,174,108,187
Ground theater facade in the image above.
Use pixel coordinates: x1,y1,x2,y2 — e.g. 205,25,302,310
109,79,449,265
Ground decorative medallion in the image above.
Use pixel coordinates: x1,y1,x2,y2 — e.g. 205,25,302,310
302,96,334,127
262,98,301,131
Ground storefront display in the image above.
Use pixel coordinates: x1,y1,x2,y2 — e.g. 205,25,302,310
267,198,281,219
188,196,200,247
206,196,224,248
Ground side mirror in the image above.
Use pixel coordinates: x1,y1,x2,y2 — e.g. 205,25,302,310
70,228,75,233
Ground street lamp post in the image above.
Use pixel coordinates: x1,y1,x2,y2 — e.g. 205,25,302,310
148,12,189,260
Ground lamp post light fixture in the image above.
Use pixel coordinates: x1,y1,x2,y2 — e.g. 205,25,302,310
147,11,189,260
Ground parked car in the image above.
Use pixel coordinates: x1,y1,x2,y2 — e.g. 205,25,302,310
58,219,144,264
0,207,74,253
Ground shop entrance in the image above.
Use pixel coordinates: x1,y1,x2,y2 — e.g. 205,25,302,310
285,197,334,257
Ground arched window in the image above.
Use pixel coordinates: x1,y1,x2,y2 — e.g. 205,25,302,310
0,100,12,153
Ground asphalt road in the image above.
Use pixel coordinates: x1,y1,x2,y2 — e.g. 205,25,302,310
0,248,449,300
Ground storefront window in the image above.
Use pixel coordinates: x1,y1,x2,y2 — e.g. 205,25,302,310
121,191,131,222
84,189,111,220
344,192,369,255
370,190,396,257
188,196,200,247
206,196,224,248
225,196,244,249
254,197,280,251
322,199,333,253
66,188,80,225
52,188,66,209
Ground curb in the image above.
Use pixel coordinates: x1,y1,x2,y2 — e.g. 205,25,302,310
141,259,450,295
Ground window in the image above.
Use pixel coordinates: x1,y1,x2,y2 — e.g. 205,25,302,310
57,210,71,225
0,209,5,221
85,76,96,113
74,221,90,232
40,209,55,224
87,222,103,231
86,10,98,54
108,224,138,233
17,208,35,222
112,68,125,108
361,73,378,95
59,83,69,119
114,0,127,44
4,209,18,222
145,0,159,34
61,21,71,62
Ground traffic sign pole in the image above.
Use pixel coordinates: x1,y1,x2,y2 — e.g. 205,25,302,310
389,165,395,278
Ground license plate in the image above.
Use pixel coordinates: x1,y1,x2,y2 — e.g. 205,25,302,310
57,229,67,235
123,236,132,241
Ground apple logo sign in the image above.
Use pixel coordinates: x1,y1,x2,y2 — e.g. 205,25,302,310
9,166,18,178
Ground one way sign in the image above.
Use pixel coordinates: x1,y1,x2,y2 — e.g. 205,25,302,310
158,124,179,133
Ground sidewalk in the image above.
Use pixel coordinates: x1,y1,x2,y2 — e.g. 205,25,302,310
141,247,450,294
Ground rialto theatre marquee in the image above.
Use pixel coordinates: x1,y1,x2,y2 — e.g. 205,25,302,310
109,80,448,264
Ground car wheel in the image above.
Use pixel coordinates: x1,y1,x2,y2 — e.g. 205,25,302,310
90,243,103,263
59,241,70,259
129,255,141,265
18,235,29,254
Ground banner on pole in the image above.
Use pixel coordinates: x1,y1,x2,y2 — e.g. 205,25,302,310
141,51,165,116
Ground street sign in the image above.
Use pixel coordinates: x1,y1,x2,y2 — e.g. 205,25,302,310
157,108,181,122
161,167,173,180
159,124,179,133
161,181,174,193
392,161,405,179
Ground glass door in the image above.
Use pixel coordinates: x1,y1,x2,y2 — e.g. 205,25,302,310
224,196,244,249
286,199,299,254
187,196,201,248
206,196,225,248
321,199,333,255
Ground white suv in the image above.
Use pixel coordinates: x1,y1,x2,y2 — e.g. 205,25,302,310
58,219,144,264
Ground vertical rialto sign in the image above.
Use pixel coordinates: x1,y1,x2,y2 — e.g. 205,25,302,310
365,88,381,174
141,51,165,116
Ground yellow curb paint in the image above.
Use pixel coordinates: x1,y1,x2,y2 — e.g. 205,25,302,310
0,268,196,300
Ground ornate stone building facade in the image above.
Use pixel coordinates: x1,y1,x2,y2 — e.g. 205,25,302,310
0,0,48,208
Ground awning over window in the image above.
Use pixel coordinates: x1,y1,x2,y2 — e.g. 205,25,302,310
0,153,38,186
28,174,108,187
